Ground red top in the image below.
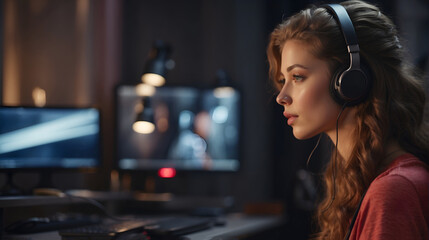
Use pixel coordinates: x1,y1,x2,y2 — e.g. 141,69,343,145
350,154,429,240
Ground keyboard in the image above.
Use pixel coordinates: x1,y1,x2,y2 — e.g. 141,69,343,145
58,216,213,240
144,216,213,238
59,219,150,240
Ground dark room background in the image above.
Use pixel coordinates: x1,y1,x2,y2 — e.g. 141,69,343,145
0,0,428,239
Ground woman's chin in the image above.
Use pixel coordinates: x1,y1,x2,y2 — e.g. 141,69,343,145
292,128,320,140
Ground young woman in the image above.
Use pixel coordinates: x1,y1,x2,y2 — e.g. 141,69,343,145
267,0,429,239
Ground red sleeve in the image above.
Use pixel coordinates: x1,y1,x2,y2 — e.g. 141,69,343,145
350,174,429,240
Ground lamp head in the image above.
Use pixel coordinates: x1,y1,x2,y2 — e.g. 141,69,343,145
133,97,155,134
141,41,173,87
214,69,236,98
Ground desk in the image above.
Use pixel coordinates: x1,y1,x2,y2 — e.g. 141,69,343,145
3,214,284,240
1,193,284,239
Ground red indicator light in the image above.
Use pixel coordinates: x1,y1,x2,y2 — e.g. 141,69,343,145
158,168,176,178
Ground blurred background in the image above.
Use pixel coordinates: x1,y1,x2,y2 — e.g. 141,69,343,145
0,0,428,239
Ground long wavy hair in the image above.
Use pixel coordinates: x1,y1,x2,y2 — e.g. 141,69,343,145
267,0,429,239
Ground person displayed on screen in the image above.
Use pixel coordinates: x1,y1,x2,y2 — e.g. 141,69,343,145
267,0,429,239
168,110,211,168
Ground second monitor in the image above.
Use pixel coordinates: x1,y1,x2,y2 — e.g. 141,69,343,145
115,85,241,172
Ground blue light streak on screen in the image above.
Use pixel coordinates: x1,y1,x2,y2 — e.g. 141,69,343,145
0,107,100,169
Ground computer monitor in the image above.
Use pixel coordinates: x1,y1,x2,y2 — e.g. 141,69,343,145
0,106,101,193
0,106,101,169
115,85,241,172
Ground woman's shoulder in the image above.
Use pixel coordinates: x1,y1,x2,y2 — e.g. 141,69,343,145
367,153,429,204
374,153,429,187
354,154,429,240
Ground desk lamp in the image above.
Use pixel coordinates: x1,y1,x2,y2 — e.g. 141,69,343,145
141,41,173,87
133,97,155,134
213,69,236,98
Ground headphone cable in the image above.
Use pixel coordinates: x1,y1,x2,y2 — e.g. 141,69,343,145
306,134,323,167
63,193,137,221
323,102,348,212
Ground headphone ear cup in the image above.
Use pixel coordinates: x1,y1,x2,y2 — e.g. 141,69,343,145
329,67,347,105
330,68,370,106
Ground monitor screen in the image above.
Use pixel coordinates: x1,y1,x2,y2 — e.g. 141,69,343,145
116,85,241,171
0,106,101,170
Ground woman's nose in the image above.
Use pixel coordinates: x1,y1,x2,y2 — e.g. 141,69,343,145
276,92,292,105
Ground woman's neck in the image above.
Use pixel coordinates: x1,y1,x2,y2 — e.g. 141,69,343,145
325,107,357,160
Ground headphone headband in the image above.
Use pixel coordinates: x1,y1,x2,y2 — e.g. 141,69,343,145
323,3,371,106
324,4,359,53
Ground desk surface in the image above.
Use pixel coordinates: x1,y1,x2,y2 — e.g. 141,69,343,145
3,213,283,240
184,213,283,240
0,191,231,209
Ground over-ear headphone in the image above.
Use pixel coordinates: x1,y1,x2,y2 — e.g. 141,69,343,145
324,4,371,106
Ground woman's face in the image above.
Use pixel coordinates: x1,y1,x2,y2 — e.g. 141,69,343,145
276,40,341,139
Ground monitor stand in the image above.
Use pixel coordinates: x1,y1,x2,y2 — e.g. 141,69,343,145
36,171,55,189
0,172,24,196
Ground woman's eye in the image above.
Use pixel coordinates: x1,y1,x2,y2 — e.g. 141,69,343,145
277,78,285,86
292,74,305,81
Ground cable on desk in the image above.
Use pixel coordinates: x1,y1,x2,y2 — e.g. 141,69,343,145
33,188,134,221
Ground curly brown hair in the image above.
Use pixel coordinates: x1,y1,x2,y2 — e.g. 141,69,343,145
267,0,429,239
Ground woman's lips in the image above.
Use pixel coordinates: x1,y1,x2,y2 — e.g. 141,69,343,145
283,112,298,125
